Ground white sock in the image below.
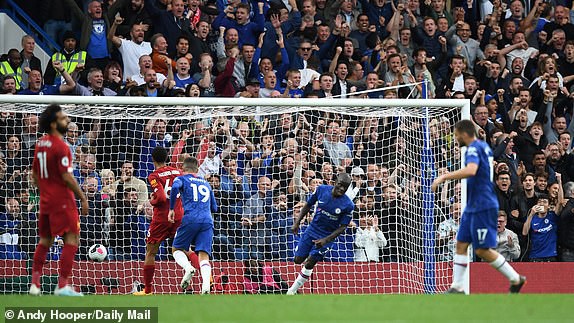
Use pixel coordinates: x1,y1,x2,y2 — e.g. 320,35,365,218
490,254,520,283
289,267,313,292
173,250,193,271
200,260,211,291
451,254,468,290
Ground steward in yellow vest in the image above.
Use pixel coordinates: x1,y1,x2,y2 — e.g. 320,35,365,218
0,49,23,90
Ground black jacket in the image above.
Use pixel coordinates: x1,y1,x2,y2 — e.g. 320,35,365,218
559,199,574,250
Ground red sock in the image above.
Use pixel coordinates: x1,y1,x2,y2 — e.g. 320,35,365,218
32,243,50,287
187,251,199,269
58,244,78,289
143,265,155,294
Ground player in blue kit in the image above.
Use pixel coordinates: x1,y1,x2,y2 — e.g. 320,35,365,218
432,120,526,293
287,173,354,295
169,157,218,294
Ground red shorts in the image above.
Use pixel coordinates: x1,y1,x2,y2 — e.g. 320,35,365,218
38,208,80,238
146,218,182,244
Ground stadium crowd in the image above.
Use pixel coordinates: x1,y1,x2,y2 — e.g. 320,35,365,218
1,0,574,264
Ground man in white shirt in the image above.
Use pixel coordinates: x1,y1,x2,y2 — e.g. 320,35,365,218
354,215,387,262
496,211,521,261
130,54,167,86
108,16,152,81
498,31,538,72
436,202,461,261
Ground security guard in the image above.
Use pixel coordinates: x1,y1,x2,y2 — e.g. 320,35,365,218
0,49,23,90
44,31,88,85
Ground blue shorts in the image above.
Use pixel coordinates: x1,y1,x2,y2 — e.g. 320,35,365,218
173,221,214,257
457,208,498,250
294,231,334,262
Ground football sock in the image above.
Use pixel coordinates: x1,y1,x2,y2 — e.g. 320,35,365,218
173,250,193,271
143,265,155,294
187,251,199,269
490,254,520,283
451,254,468,290
200,260,211,292
289,267,313,292
58,244,78,289
32,243,50,287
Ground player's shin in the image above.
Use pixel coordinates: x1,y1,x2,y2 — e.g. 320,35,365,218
143,265,155,294
31,243,50,287
58,244,78,289
173,250,193,271
199,260,211,293
451,254,468,290
489,253,520,283
288,267,313,294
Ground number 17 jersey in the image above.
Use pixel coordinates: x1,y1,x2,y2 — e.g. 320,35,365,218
148,166,184,222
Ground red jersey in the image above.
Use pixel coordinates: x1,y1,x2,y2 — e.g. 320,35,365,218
148,166,184,222
32,134,77,214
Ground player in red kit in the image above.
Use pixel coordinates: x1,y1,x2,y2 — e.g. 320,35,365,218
29,104,89,296
134,146,198,295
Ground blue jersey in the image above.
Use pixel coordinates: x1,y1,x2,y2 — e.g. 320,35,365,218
170,173,217,224
305,185,354,238
465,140,499,212
529,212,558,259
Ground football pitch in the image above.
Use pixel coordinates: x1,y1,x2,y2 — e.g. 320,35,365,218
1,294,572,322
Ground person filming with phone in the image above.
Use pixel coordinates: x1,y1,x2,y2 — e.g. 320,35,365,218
522,194,559,262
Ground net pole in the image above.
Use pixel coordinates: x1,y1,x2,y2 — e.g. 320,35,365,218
421,79,436,294
461,100,472,295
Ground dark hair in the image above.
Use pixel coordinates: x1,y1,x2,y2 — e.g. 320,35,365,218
536,194,549,202
454,119,476,137
39,104,62,133
151,146,168,163
495,171,511,180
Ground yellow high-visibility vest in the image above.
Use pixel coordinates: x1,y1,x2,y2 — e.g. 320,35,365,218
0,61,23,90
52,51,87,76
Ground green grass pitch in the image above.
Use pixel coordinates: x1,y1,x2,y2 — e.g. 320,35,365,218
1,294,573,322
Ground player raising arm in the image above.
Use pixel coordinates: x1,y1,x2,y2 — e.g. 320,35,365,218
29,104,89,296
287,173,354,295
169,157,218,294
134,146,199,295
431,120,526,293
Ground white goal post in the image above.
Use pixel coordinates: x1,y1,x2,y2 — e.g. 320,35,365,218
0,95,470,294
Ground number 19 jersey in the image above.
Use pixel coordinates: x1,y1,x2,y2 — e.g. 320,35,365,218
170,174,217,224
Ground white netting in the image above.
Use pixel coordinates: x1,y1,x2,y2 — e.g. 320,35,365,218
0,97,468,294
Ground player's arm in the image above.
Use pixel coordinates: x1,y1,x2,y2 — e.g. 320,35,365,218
148,175,167,206
61,172,89,216
168,177,183,222
314,224,347,248
431,163,478,192
291,202,312,234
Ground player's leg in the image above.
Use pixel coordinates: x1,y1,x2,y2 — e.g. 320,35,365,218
30,214,52,295
53,231,83,296
472,209,526,293
172,222,196,289
194,223,214,294
448,212,472,293
136,242,160,295
30,213,55,295
287,235,323,295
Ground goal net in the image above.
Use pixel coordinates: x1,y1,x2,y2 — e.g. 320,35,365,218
0,96,469,294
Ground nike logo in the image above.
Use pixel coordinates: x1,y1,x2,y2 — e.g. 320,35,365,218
318,201,324,204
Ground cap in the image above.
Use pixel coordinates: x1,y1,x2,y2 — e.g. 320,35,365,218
485,94,496,103
62,31,77,42
245,78,260,86
350,167,365,177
